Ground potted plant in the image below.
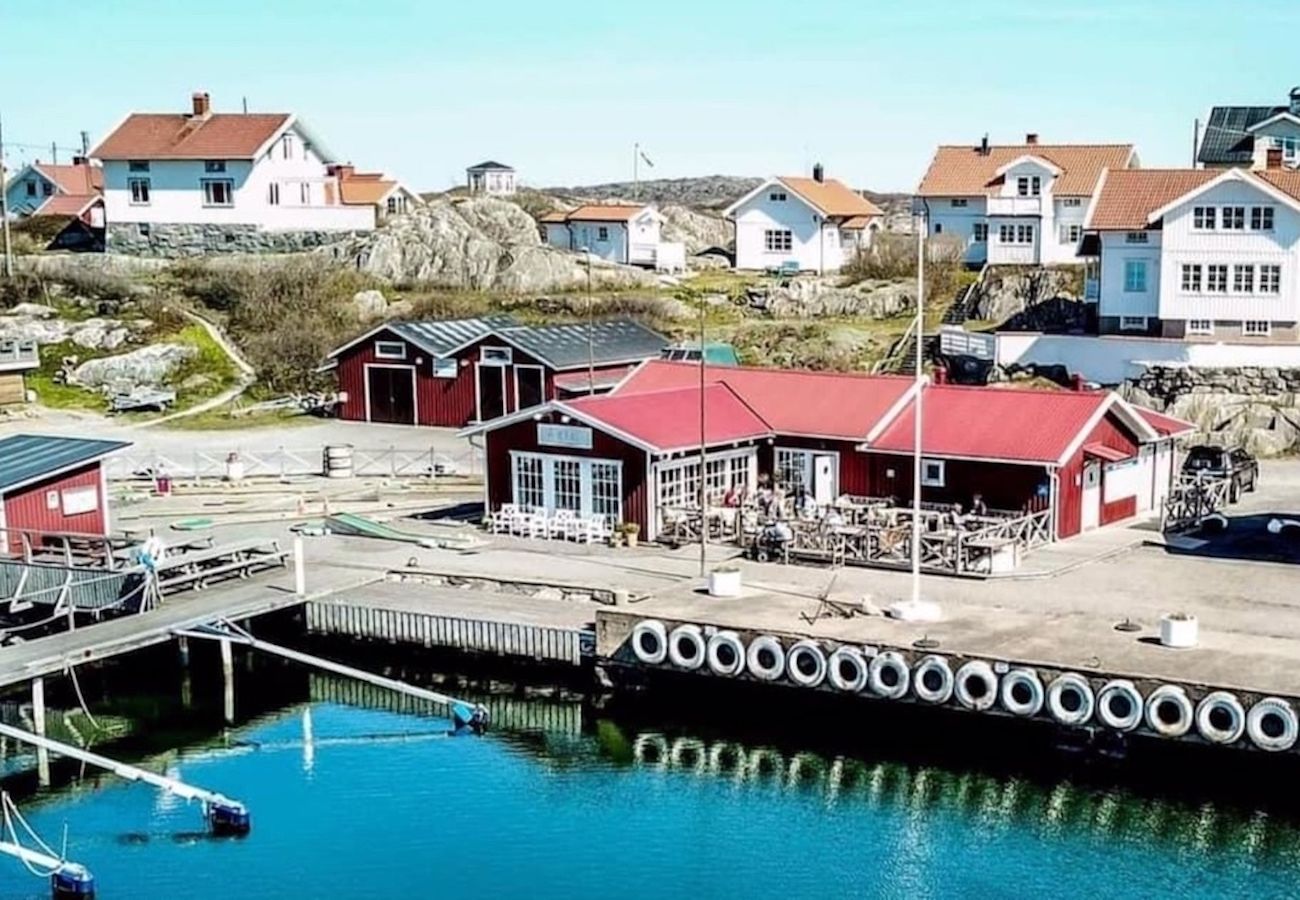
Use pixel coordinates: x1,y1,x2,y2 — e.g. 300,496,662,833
1159,612,1198,649
608,523,624,548
623,522,641,548
708,564,742,598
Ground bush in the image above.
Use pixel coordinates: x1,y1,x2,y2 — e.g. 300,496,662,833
0,271,50,308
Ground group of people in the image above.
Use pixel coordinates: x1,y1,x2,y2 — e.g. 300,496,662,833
941,494,989,531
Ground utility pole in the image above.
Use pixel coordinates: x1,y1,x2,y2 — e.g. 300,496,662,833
0,114,13,278
698,292,707,578
633,143,639,200
585,248,595,394
50,141,57,164
910,208,925,606
80,131,89,157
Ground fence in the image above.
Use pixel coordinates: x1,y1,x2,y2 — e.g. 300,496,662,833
1162,474,1233,533
105,444,481,482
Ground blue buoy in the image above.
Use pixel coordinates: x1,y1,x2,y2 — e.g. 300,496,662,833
51,864,95,899
451,702,490,735
207,800,252,837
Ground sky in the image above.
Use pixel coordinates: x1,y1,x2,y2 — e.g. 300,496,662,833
1,0,1297,193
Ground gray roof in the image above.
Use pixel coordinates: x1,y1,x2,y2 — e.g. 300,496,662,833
386,315,517,357
467,160,514,172
0,434,130,493
498,319,669,370
1198,105,1286,165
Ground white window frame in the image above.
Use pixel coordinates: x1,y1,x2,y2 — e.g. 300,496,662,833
1119,316,1149,331
1186,319,1214,336
1124,232,1149,244
655,448,756,512
774,447,840,497
432,358,458,378
920,458,946,488
283,133,295,159
763,229,793,253
998,224,1015,244
268,182,280,205
1243,320,1272,337
1193,206,1216,230
202,178,234,207
60,485,99,516
1062,197,1083,208
1221,206,1245,230
128,177,151,205
1250,206,1275,231
769,191,787,202
972,222,988,243
1060,224,1082,244
1180,264,1202,293
1123,259,1147,293
1232,264,1255,294
480,346,513,366
374,340,406,360
1260,264,1282,294
510,451,624,524
1016,224,1034,245
1206,264,1229,293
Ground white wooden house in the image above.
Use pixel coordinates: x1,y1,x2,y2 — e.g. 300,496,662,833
539,204,683,270
466,161,517,196
1198,87,1300,170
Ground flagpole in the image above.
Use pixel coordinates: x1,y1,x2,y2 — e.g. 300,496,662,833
633,143,639,200
911,207,925,606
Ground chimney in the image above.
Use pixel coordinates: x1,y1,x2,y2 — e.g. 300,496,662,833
980,133,990,156
1267,147,1284,170
812,162,824,183
191,91,212,118
1290,86,1300,116
72,155,87,166
1071,372,1087,392
1026,133,1039,146
329,163,355,180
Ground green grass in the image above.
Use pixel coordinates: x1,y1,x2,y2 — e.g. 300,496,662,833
164,406,319,432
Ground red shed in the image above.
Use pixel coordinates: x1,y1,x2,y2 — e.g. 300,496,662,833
323,315,668,428
0,434,129,555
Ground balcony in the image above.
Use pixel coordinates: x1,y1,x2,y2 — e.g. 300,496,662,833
986,195,1045,217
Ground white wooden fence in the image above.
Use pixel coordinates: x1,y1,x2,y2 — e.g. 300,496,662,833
105,445,480,482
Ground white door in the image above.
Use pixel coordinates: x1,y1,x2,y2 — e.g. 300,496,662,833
1081,461,1101,531
812,455,836,507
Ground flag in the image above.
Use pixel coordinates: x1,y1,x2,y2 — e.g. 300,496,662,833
639,150,654,168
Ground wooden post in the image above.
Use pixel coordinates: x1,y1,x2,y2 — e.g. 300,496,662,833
32,677,49,786
220,638,234,723
177,635,190,667
293,536,305,596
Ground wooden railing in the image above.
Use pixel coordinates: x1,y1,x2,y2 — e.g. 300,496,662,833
1162,474,1233,533
105,444,478,482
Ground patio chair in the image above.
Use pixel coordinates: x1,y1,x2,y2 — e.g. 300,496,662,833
548,509,576,540
575,516,611,545
490,504,517,534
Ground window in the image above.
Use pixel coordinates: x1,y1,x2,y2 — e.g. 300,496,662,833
1060,224,1082,244
769,191,787,202
1206,264,1229,293
1232,264,1255,294
299,182,312,205
1031,176,1041,196
1016,176,1030,197
597,226,609,242
1180,264,1202,292
1062,198,1083,208
512,455,544,509
128,160,150,172
972,223,988,242
998,224,1014,244
1260,265,1282,294
1186,319,1214,335
374,340,406,359
657,451,753,513
1124,232,1149,244
1251,207,1275,231
1016,224,1034,244
267,182,280,205
764,229,793,252
60,485,99,516
775,448,810,491
128,178,151,205
591,462,621,523
1193,206,1216,230
24,180,36,197
481,346,512,365
920,459,945,488
432,358,457,378
1243,320,1272,337
42,182,53,197
1119,316,1148,331
1276,136,1300,163
386,197,398,214
933,223,943,234
553,459,582,512
1123,260,1147,293
282,134,295,159
1015,175,1041,197
202,179,233,206
204,160,226,173
951,198,968,208
1221,206,1245,230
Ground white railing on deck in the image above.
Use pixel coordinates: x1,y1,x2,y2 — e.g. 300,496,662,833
105,445,480,481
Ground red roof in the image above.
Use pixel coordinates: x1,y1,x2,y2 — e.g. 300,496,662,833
869,386,1114,464
33,162,102,195
35,194,101,217
1083,442,1132,462
1136,407,1196,437
615,360,913,441
564,384,770,452
92,113,291,160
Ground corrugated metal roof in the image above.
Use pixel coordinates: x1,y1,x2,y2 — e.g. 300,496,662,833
0,434,130,493
565,384,771,452
388,315,517,356
1136,407,1196,437
1198,105,1284,166
501,319,668,369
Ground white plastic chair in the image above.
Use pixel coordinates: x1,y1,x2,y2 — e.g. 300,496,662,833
548,509,575,539
523,510,549,539
490,504,517,534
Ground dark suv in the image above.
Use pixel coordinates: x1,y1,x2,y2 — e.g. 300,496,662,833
1182,445,1259,501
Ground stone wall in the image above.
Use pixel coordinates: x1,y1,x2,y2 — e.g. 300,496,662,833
106,223,361,258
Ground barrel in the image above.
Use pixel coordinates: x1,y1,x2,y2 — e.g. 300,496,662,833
323,444,354,479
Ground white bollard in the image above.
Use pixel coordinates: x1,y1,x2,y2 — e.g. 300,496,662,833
294,535,306,596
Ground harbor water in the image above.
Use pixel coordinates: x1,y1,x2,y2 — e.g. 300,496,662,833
3,652,1300,899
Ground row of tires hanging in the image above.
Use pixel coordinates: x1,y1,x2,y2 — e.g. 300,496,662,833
629,620,1299,753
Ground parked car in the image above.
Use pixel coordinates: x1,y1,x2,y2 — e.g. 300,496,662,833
1182,445,1259,501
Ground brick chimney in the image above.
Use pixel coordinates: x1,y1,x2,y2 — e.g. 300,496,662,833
191,91,212,118
979,133,990,156
1026,133,1039,145
812,162,824,183
1266,147,1284,170
331,163,355,180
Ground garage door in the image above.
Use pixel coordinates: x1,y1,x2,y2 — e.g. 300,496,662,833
366,366,416,424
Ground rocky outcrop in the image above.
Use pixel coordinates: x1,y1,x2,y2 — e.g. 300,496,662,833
660,204,732,254
744,277,915,319
1122,365,1300,457
350,289,388,320
971,265,1086,327
0,310,149,351
69,344,196,393
542,176,762,211
106,223,362,257
338,198,655,292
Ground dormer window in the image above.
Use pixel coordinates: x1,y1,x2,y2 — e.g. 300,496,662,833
1016,176,1041,197
282,134,295,160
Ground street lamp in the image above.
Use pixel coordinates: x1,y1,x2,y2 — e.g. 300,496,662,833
579,246,594,394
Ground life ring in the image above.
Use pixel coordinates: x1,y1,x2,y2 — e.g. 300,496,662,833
1144,684,1194,738
1096,679,1145,732
1046,673,1095,726
631,620,668,665
787,640,828,688
707,741,745,777
999,668,1044,717
746,635,786,682
954,660,999,711
912,655,954,704
868,651,911,699
667,624,707,670
1195,691,1246,745
828,647,869,693
632,732,669,768
1246,697,1299,752
746,747,786,781
669,737,708,773
706,630,746,677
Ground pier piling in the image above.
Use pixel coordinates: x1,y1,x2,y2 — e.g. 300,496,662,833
220,639,234,723
293,536,306,597
31,677,49,786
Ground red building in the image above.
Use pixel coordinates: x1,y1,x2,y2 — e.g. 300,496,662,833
0,435,129,554
324,315,669,427
466,360,1192,541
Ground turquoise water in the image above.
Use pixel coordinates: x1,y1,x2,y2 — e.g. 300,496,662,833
5,681,1300,898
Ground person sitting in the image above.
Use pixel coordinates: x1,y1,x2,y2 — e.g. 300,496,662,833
943,502,966,531
723,484,744,508
970,493,989,518
822,506,846,529
795,488,818,519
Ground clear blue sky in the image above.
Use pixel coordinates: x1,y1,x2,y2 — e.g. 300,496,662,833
1,0,1296,192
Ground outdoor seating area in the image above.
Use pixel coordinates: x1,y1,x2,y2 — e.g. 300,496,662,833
486,504,614,545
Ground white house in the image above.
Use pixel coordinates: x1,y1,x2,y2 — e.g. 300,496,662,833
1198,87,1300,170
3,158,103,226
539,203,682,270
1085,165,1300,342
918,136,1137,266
466,161,516,196
724,166,882,274
90,91,380,253
331,165,421,222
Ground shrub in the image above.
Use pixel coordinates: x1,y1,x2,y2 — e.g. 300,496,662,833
0,271,50,308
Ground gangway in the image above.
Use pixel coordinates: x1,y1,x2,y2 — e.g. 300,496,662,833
176,620,490,733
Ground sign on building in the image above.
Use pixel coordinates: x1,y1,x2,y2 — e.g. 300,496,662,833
938,326,996,361
538,423,593,450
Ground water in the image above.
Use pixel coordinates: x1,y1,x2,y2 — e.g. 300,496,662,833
5,669,1300,899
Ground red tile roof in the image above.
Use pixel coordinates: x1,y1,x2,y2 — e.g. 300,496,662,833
92,113,291,160
338,172,398,205
33,162,102,195
565,384,771,452
917,143,1134,197
615,360,914,441
778,177,882,218
563,204,649,222
35,194,101,217
1088,168,1300,231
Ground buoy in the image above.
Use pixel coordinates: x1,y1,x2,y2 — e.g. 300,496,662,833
1046,673,1095,726
954,660,999,711
912,655,954,704
827,647,869,693
786,640,828,688
51,864,95,899
451,702,490,735
746,635,786,681
868,651,910,699
668,624,707,670
999,668,1044,717
1144,684,1194,738
1195,691,1246,745
631,620,668,665
207,799,251,836
1096,679,1145,732
1246,697,1299,752
706,630,746,677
